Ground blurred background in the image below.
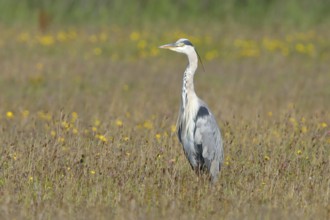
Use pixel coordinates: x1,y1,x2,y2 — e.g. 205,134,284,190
0,0,329,126
1,0,330,28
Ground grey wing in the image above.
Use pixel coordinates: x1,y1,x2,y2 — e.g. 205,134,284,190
194,106,224,181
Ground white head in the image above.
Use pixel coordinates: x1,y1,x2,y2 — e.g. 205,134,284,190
159,38,204,71
159,38,196,55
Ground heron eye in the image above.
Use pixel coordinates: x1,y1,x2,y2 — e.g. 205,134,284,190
178,43,185,47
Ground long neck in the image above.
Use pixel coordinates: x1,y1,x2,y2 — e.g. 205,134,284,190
182,51,198,109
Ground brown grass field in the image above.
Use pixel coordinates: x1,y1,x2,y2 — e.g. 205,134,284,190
0,26,329,219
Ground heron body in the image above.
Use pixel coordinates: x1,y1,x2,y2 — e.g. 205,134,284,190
160,38,224,183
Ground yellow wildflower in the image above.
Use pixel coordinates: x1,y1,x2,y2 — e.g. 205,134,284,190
17,32,30,42
72,128,78,135
289,117,297,125
130,31,140,41
143,120,153,129
97,135,107,142
295,43,305,53
296,150,302,155
272,130,281,138
6,111,14,119
205,49,219,61
37,111,52,121
94,119,101,127
61,121,70,129
57,31,67,42
320,122,327,128
264,155,270,161
155,133,161,139
93,47,102,56
123,84,129,91
171,125,176,133
306,43,315,56
39,35,55,46
90,170,96,175
239,48,260,57
150,46,159,56
11,152,17,160
116,119,123,127
71,112,78,122
99,32,108,42
50,130,56,137
225,156,231,165
137,40,146,50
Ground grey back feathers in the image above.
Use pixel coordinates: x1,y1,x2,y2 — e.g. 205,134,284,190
159,38,224,184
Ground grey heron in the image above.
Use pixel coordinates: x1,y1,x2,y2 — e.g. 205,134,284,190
159,38,224,183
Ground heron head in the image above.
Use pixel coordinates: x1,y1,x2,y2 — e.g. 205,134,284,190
159,38,195,55
159,38,205,71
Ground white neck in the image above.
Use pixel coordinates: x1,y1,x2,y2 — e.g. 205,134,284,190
181,50,198,109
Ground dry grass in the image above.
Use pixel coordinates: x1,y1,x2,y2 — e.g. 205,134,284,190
0,27,329,220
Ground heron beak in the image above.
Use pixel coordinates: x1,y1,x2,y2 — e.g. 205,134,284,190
159,43,177,49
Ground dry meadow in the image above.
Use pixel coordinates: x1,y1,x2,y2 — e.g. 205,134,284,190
0,26,329,219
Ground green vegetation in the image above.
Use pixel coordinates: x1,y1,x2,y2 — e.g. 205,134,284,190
0,1,329,219
0,0,330,27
